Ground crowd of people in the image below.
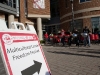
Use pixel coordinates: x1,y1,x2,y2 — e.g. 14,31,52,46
43,26,100,47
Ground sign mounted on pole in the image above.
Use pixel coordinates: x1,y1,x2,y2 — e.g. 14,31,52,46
0,31,51,75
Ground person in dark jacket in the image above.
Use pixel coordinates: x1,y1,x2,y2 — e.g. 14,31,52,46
72,28,80,47
68,32,73,47
83,26,91,47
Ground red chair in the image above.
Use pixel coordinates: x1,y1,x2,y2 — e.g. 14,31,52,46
53,35,57,39
80,35,84,42
65,34,70,38
53,35,58,43
89,34,95,44
64,34,70,43
53,35,61,46
94,34,99,44
90,34,95,41
94,34,99,40
57,38,60,43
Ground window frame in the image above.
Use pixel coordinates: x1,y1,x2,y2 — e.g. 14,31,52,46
70,19,83,32
79,0,91,4
91,17,100,33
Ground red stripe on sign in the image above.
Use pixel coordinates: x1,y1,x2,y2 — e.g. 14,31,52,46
13,39,37,43
1,40,13,75
0,32,38,75
38,40,52,75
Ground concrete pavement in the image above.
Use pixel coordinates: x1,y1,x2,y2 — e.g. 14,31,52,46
42,44,100,75
0,44,100,75
0,53,6,75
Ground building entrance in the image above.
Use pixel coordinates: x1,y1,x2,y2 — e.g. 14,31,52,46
91,17,100,33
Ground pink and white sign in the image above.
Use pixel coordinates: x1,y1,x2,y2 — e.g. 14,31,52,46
33,0,45,9
0,32,51,75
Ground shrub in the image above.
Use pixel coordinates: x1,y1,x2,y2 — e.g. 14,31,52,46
40,40,45,44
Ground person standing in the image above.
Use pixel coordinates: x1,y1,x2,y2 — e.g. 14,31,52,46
49,32,54,45
44,32,49,45
61,29,65,46
68,32,73,47
83,26,91,47
73,28,80,47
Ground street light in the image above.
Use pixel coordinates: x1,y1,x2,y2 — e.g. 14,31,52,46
70,0,74,31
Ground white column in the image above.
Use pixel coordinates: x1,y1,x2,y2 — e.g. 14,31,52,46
8,15,14,28
37,17,43,40
16,0,19,16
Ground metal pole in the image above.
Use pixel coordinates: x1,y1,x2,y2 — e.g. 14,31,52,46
70,0,74,31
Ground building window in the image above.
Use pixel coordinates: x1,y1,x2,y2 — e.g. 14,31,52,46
80,0,91,3
91,17,100,33
65,0,68,8
0,0,17,8
70,19,83,32
13,0,16,8
50,1,59,17
0,0,8,5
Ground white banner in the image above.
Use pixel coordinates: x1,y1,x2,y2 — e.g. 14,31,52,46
0,32,51,75
33,0,45,9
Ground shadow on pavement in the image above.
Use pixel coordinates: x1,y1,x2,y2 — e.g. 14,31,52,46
70,48,100,54
98,66,100,70
47,51,100,58
80,51,100,54
69,47,100,51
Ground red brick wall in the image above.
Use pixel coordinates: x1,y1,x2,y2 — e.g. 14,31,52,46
59,0,100,16
74,0,100,11
59,0,100,31
83,18,92,31
19,0,50,25
61,22,70,32
19,0,26,24
27,0,50,15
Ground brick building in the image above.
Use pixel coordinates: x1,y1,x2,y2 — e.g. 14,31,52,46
46,0,60,34
0,0,50,40
59,0,100,33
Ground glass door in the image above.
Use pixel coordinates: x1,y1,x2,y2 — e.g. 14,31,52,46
91,17,100,33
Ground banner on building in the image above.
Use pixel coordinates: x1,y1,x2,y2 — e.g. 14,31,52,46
33,0,45,9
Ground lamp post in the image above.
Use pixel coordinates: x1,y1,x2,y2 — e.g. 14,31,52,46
70,0,74,31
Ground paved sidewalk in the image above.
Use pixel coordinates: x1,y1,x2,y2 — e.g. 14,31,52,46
0,44,100,75
42,44,100,75
0,53,6,75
